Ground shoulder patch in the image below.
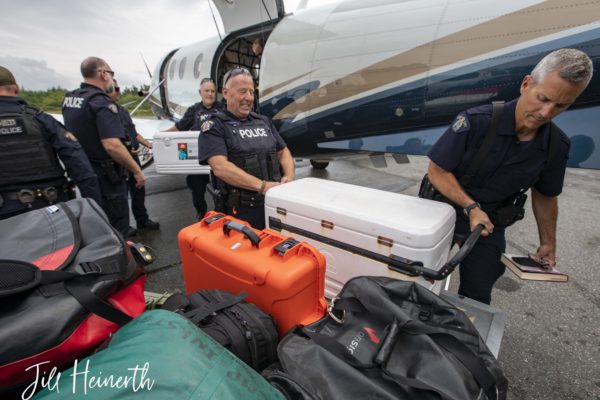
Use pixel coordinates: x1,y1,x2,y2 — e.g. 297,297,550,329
451,113,470,133
201,120,214,132
108,104,118,114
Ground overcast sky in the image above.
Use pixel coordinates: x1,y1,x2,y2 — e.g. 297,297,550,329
0,0,307,91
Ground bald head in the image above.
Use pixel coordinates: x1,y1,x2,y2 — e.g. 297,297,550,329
80,56,115,93
0,65,19,96
81,57,109,78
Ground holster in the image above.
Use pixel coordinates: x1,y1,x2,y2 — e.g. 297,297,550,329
487,193,527,227
418,174,454,205
206,183,226,212
100,160,126,184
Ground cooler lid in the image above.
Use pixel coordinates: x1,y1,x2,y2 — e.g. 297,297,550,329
265,177,456,248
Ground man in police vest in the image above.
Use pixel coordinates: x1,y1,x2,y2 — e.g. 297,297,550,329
0,66,101,220
108,79,159,230
198,68,294,229
167,78,222,219
62,57,145,237
426,48,593,304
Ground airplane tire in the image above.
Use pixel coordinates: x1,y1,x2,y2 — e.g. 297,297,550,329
310,160,329,170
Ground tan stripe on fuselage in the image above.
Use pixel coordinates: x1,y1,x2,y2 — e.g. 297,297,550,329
273,0,599,121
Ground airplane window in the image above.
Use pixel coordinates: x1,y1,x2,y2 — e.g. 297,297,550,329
179,57,187,80
169,59,177,80
193,54,203,79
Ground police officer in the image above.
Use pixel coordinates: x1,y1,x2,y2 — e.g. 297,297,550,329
108,79,159,230
62,57,146,237
198,68,294,229
0,66,101,220
167,78,222,218
426,48,593,304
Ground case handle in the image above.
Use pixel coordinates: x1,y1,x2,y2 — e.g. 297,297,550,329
223,220,261,247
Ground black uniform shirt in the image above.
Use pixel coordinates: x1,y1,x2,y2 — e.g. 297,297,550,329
428,99,570,204
197,110,287,165
190,101,224,131
175,101,224,131
0,96,101,204
175,102,202,131
116,104,139,148
63,83,126,162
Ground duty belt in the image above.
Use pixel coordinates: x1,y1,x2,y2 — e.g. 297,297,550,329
0,187,59,208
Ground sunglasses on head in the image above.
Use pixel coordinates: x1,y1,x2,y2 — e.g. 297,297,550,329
223,67,251,86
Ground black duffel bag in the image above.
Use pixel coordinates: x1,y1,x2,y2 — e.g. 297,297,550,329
162,289,278,372
0,198,148,393
277,276,508,400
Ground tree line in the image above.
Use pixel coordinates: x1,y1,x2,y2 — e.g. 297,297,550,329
19,86,154,116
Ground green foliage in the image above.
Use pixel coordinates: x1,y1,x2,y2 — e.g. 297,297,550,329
19,86,155,116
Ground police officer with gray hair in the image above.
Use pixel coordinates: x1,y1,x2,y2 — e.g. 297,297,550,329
0,65,101,220
167,77,222,219
62,57,145,237
425,48,593,304
198,68,294,229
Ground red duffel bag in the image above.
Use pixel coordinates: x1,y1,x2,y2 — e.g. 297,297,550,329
0,198,149,393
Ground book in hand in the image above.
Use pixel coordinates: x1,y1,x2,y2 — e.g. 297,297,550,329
501,254,568,282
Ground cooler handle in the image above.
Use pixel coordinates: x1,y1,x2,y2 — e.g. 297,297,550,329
223,220,261,247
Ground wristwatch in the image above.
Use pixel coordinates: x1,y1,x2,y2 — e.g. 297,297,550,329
463,202,481,217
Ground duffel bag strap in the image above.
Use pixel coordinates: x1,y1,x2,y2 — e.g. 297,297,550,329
0,259,135,326
331,295,499,400
185,292,248,324
63,278,133,326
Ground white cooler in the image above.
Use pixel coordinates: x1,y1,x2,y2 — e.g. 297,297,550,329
264,178,456,298
153,131,210,175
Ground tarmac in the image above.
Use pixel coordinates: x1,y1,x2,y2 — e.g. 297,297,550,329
135,154,600,400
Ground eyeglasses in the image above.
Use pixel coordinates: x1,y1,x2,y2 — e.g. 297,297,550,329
223,67,250,86
115,87,120,93
99,69,115,77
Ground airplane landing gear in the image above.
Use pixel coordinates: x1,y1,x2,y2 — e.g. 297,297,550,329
310,160,330,170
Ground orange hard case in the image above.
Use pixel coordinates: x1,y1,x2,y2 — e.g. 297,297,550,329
178,212,327,336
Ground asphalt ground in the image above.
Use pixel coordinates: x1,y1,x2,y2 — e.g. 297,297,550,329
135,155,600,400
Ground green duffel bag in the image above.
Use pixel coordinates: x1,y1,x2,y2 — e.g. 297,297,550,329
32,310,283,400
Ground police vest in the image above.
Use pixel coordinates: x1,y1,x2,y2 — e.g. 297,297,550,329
218,112,282,185
116,105,135,149
0,106,66,190
62,87,112,162
192,104,220,130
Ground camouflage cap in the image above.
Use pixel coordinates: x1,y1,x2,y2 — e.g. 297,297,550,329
0,66,16,86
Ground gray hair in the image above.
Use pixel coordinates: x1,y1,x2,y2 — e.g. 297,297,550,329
531,48,593,86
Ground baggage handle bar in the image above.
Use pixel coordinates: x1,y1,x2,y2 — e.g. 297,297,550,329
269,217,482,280
388,225,483,280
223,220,261,247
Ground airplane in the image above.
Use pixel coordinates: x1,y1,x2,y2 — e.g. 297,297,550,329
147,0,600,170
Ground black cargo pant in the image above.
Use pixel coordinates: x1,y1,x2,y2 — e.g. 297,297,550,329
455,216,506,305
186,174,210,218
128,154,149,225
228,206,265,230
93,164,130,237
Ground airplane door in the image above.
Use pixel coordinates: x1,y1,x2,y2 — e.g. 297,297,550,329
211,0,284,35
